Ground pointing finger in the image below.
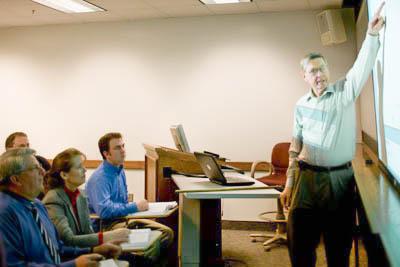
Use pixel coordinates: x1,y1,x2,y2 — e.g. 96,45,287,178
374,1,385,18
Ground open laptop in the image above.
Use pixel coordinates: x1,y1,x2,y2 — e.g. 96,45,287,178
194,152,255,186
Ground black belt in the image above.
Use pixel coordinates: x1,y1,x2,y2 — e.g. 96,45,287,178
298,160,352,172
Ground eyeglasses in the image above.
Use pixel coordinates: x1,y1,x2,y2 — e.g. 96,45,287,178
307,65,328,75
22,164,43,173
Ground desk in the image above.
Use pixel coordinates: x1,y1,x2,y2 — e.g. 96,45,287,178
172,175,280,267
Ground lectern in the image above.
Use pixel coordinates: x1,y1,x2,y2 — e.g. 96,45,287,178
143,144,223,267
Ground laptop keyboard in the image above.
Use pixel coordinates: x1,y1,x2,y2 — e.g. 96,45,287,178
224,176,250,182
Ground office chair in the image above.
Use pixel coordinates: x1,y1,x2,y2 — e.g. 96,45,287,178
249,142,290,251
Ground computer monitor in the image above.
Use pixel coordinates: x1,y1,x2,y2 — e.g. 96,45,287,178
170,124,190,153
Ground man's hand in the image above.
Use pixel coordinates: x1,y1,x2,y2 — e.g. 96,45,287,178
368,1,385,36
136,199,149,211
75,254,104,267
103,228,130,243
93,243,122,258
280,187,292,210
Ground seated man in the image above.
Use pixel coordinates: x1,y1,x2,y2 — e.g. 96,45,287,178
5,132,51,198
4,132,30,149
86,133,174,264
0,148,122,267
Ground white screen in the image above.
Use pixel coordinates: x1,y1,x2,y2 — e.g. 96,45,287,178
367,0,400,182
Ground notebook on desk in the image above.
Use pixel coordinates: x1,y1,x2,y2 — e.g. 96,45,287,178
130,201,178,217
100,259,129,267
120,229,162,252
194,152,255,186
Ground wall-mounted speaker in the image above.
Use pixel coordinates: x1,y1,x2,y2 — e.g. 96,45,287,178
316,9,347,46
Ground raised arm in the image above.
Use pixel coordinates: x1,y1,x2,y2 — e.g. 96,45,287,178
340,1,385,105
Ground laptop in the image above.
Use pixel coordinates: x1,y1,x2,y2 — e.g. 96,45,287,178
194,152,255,186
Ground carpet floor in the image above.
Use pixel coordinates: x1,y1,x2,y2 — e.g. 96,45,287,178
221,229,367,267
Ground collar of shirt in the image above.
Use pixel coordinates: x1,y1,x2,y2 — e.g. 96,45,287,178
63,186,80,206
102,160,124,175
3,190,37,211
306,85,334,101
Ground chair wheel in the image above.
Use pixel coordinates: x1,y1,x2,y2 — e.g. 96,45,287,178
251,238,257,242
264,246,271,252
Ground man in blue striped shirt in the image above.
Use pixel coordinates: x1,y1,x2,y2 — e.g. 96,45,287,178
280,3,385,267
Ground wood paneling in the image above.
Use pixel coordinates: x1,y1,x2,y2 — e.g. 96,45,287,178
84,160,144,169
46,159,270,171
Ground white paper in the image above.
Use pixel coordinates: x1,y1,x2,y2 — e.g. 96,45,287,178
130,201,178,217
120,228,151,250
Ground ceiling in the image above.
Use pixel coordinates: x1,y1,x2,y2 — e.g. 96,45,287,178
0,0,344,28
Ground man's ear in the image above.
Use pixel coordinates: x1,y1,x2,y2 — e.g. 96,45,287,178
60,171,68,181
302,71,307,81
9,175,21,186
102,150,109,160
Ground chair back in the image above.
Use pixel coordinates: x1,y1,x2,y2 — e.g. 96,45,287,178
271,142,290,174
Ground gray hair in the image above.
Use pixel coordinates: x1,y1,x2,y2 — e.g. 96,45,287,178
0,148,36,185
300,52,327,72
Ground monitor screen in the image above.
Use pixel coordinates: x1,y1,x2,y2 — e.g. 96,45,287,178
367,0,400,183
170,124,190,153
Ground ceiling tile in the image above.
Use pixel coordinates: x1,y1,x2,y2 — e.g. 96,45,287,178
69,11,127,23
89,0,153,10
255,0,310,12
162,5,212,17
112,7,167,19
0,0,329,27
207,2,259,15
144,0,202,8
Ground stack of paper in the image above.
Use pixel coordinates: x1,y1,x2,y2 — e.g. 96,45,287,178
120,228,151,250
148,201,178,212
100,259,129,267
131,201,178,217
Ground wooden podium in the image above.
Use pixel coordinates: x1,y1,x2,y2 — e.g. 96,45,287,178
143,144,224,267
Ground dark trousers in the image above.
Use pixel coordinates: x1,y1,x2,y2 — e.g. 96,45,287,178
288,166,356,267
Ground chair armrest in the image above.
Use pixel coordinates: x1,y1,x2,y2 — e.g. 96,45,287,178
250,161,272,178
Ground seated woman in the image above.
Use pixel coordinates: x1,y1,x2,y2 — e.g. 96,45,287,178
42,148,130,248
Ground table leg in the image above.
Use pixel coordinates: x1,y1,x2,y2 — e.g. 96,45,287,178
179,194,201,267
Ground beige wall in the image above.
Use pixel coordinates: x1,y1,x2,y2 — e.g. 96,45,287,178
0,10,357,221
